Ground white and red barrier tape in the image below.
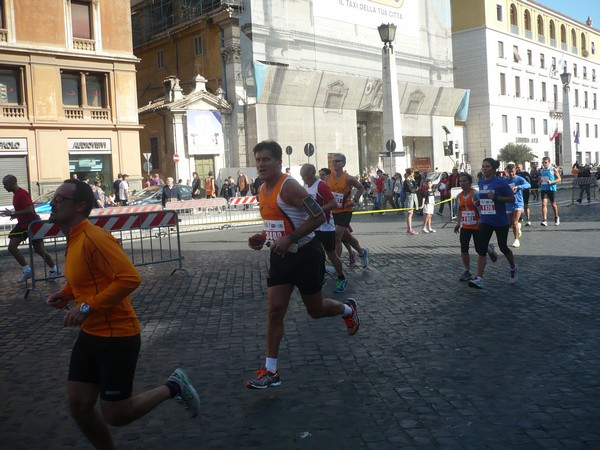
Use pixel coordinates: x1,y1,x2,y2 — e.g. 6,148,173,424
91,204,164,216
28,211,178,240
228,196,257,205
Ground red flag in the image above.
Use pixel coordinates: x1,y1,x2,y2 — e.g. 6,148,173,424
550,125,559,141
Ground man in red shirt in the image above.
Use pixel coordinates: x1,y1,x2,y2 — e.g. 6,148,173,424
1,174,59,283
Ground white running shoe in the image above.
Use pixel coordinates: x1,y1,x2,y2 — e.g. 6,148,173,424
422,228,430,234
555,217,560,226
428,228,436,233
18,268,32,284
512,239,520,248
468,276,484,289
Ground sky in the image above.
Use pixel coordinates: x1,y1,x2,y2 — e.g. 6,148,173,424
534,0,599,28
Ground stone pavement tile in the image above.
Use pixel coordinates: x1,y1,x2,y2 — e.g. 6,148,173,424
1,199,600,448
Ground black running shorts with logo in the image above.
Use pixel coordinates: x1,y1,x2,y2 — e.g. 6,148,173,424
332,211,352,228
68,331,141,401
267,237,325,295
314,230,336,252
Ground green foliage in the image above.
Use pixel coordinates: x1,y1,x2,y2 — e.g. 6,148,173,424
498,143,537,164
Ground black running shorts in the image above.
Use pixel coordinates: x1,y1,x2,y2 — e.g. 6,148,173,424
68,331,141,401
314,230,336,252
267,237,325,295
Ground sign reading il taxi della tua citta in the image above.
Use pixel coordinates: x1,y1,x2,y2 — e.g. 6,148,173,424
313,0,418,36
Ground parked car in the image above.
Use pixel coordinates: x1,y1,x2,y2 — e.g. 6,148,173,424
128,184,193,206
32,191,54,214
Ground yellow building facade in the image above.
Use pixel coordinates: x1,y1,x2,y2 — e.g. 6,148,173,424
0,0,142,205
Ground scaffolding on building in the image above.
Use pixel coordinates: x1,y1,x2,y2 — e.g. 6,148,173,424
132,0,242,47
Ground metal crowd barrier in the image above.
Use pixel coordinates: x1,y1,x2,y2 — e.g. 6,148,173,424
165,196,261,230
570,176,596,204
24,210,188,300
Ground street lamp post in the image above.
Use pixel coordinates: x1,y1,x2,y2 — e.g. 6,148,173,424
560,66,573,170
378,23,405,174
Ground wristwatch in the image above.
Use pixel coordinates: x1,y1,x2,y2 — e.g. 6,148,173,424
79,303,91,315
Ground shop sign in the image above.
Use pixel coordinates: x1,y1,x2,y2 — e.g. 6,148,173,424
68,138,112,153
0,138,27,154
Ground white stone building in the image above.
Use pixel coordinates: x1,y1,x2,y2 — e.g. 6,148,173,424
451,0,600,170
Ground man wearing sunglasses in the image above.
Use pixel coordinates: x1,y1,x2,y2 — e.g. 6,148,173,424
1,174,60,283
326,153,370,268
539,156,561,226
45,179,199,449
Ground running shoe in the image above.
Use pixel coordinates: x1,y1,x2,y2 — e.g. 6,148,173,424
17,268,32,284
468,276,484,289
555,217,560,226
459,270,472,281
422,228,430,234
509,265,519,284
246,368,281,389
540,220,548,226
167,368,200,418
348,250,357,267
324,263,337,277
517,223,522,237
512,239,520,248
407,229,419,235
487,244,498,263
525,220,531,227
428,228,436,233
360,248,369,268
49,268,62,280
343,298,360,335
335,278,348,293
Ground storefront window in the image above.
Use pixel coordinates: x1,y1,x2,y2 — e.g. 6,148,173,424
69,154,112,192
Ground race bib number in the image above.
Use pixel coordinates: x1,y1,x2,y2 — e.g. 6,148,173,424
428,195,435,205
541,176,549,185
263,220,286,241
333,192,344,207
508,183,515,189
480,198,496,215
461,210,477,225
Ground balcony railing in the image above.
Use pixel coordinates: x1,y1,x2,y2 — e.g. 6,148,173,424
64,107,110,120
73,38,96,51
1,105,26,119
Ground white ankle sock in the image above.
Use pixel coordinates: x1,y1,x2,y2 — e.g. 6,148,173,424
265,357,277,373
343,304,352,317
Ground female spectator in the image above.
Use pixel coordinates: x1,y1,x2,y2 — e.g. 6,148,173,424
437,172,451,216
454,173,498,281
468,158,518,289
420,178,436,233
403,168,420,235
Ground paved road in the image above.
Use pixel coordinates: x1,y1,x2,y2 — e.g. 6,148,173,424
1,194,599,449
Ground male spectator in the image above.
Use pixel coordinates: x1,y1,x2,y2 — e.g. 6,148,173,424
539,156,561,226
382,173,395,212
45,179,199,448
253,175,264,202
448,167,460,218
92,180,105,208
516,163,532,226
300,163,348,293
71,174,78,180
119,174,130,206
577,164,592,203
414,169,423,215
530,163,540,201
373,169,385,211
161,177,181,207
191,172,201,199
0,174,60,283
204,171,216,198
112,173,122,206
326,152,370,268
246,141,360,389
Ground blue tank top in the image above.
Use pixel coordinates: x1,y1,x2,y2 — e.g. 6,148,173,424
540,167,557,191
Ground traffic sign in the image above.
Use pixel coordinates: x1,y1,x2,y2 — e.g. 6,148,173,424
285,146,293,156
379,152,405,157
143,152,151,161
143,162,153,173
304,143,315,157
385,139,396,152
173,153,180,163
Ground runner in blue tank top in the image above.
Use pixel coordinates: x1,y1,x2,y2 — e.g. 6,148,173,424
505,163,530,248
539,156,561,226
468,158,519,289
